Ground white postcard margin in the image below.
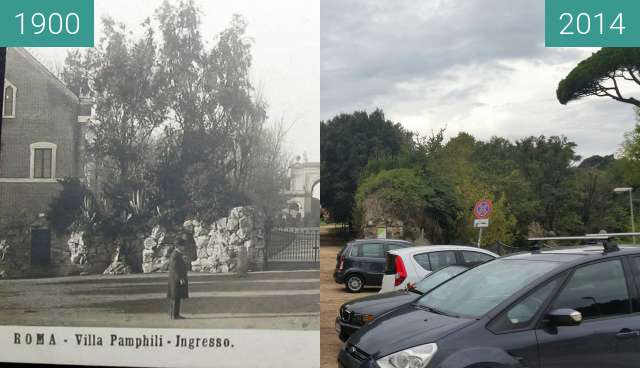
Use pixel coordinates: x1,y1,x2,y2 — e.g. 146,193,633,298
0,326,320,367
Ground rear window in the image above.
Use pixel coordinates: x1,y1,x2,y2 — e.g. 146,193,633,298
385,253,397,275
339,244,353,257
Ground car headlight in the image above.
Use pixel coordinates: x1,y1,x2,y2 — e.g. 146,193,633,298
376,343,438,368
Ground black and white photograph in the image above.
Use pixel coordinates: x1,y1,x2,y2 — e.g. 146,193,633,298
0,0,319,355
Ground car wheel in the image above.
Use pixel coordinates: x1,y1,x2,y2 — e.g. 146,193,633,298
345,274,364,292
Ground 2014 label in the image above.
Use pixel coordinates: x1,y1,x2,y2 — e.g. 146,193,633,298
559,12,625,35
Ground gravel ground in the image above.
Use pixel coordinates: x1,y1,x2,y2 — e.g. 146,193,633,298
0,270,319,330
320,226,377,368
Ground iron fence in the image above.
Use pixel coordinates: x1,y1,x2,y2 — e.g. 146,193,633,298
265,227,319,269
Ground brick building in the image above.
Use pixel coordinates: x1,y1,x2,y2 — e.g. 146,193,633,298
0,48,90,273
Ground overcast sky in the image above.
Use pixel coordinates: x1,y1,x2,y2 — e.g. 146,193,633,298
321,0,638,159
28,0,319,161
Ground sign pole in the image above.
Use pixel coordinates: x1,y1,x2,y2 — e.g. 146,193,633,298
473,199,493,248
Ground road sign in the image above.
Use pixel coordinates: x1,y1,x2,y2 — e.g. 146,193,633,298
473,199,493,219
474,219,489,228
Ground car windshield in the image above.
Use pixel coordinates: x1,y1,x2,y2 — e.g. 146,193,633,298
416,259,560,318
414,265,468,294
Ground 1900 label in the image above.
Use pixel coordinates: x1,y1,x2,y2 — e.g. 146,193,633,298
0,0,94,47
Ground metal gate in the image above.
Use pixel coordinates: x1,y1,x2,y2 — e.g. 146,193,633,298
265,227,319,270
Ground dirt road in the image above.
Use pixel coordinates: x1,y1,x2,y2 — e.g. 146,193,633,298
0,270,319,330
320,225,377,367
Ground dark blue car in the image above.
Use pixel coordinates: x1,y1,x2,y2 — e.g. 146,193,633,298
336,265,470,341
339,241,640,368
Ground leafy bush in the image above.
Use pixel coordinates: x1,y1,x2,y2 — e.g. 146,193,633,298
48,178,92,234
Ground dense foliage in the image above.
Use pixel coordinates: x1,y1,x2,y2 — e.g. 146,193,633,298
320,110,414,224
56,0,290,239
322,108,640,247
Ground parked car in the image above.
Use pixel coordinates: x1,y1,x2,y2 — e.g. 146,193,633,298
380,245,498,292
334,239,414,292
335,265,470,341
339,243,640,368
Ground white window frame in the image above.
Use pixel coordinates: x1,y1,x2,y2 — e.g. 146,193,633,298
30,142,57,181
3,79,17,119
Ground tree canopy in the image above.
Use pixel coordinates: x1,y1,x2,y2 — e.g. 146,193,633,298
324,108,637,247
56,1,291,239
557,48,640,107
320,109,414,224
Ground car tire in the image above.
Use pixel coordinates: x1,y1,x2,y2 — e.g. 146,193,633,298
345,274,365,292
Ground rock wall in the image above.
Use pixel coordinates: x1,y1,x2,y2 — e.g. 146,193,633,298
0,234,30,278
0,206,265,279
142,226,175,273
65,231,116,275
189,206,265,273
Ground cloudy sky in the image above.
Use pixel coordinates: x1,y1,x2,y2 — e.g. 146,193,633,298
321,0,638,159
28,0,319,161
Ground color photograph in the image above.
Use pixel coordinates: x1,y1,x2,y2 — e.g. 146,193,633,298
321,1,640,367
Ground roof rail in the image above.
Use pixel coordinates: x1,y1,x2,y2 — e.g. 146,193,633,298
527,235,619,253
528,236,608,241
585,232,640,238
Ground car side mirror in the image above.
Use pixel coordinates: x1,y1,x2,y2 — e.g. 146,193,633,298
547,308,582,327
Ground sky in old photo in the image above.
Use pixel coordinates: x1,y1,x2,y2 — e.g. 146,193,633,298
28,0,320,162
321,0,638,159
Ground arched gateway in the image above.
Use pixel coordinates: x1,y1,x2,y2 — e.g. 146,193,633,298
284,156,320,226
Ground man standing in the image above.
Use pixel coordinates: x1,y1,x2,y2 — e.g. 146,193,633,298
167,232,189,320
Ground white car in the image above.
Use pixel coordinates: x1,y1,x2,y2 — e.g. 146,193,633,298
379,245,499,293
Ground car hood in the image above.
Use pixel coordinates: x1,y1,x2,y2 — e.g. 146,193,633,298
348,304,474,359
343,290,419,317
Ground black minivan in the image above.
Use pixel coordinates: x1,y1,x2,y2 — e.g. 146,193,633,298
334,239,413,292
339,244,640,368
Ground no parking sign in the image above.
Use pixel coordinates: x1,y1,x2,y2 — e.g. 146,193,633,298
473,199,493,219
473,200,492,246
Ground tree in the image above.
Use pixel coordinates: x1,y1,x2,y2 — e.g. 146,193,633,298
155,1,267,223
355,168,459,242
557,48,640,107
514,136,580,231
62,17,168,182
321,109,414,224
61,1,289,237
245,121,291,231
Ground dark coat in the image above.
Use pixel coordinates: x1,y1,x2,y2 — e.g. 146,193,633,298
167,249,189,299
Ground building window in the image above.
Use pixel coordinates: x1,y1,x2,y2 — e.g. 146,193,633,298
3,80,16,118
30,142,57,180
33,149,53,178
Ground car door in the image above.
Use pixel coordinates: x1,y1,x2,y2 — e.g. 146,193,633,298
486,278,564,368
359,243,386,285
536,258,640,368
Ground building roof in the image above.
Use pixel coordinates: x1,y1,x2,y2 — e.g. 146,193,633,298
9,48,78,104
